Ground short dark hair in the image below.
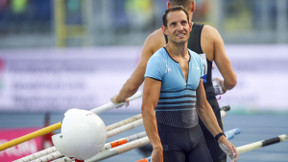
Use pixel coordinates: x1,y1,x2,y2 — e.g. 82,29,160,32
169,0,193,10
162,6,189,27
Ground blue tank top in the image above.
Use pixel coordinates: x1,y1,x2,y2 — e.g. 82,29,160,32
145,47,204,128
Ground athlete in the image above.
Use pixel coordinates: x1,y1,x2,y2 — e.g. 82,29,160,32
112,0,237,161
141,7,238,162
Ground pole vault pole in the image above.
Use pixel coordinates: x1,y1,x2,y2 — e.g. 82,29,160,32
137,134,287,162
237,134,287,153
0,91,142,151
15,113,144,162
0,122,62,151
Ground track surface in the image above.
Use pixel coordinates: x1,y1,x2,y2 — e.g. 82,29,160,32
0,112,287,162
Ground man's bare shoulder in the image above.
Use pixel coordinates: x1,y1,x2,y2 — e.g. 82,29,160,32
146,28,164,42
202,25,221,39
144,28,166,53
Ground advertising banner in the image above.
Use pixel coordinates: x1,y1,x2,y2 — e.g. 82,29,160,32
215,45,288,112
0,128,42,161
0,45,287,112
0,47,141,112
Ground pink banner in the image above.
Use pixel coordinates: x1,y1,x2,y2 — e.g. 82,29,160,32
0,128,43,162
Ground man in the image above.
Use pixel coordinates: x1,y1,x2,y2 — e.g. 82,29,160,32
141,7,238,162
112,0,237,161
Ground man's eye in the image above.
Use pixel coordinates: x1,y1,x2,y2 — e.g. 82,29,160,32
170,23,176,26
181,21,187,25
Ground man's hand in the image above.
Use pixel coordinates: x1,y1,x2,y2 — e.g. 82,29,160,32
151,146,163,162
218,136,239,161
110,95,129,108
212,78,227,95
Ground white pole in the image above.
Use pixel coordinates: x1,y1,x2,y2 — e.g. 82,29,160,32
86,136,150,162
220,110,226,118
13,146,57,162
91,91,142,114
107,119,143,138
139,134,288,162
32,151,63,162
13,91,142,162
102,131,146,151
50,132,147,162
237,134,287,154
106,113,142,131
51,157,73,162
27,120,145,162
18,106,230,162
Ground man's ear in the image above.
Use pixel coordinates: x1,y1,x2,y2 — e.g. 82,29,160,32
167,2,171,9
191,0,195,12
162,25,168,35
189,22,192,32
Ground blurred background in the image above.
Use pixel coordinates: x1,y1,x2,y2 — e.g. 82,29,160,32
0,0,287,161
0,0,287,47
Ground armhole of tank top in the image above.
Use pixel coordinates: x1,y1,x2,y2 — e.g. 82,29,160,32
188,23,204,54
198,24,204,54
164,33,168,44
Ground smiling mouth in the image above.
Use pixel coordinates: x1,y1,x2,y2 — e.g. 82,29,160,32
176,33,186,38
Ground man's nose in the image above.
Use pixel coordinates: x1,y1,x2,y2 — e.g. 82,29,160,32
176,24,184,30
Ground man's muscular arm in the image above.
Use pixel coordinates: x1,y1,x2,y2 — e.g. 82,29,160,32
202,25,237,93
112,29,165,103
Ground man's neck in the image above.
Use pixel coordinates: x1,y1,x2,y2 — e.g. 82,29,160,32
165,42,187,57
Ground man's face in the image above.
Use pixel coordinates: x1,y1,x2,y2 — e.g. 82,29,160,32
163,10,192,44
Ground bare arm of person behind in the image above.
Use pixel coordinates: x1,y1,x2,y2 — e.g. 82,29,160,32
202,25,237,93
141,77,163,162
196,79,239,161
112,29,165,103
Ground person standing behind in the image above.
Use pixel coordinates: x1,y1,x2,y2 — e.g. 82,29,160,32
112,0,237,161
141,7,238,162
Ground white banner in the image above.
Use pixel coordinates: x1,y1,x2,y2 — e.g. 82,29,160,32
0,47,142,112
214,44,288,112
0,45,287,112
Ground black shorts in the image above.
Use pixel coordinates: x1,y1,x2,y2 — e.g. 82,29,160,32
157,122,212,162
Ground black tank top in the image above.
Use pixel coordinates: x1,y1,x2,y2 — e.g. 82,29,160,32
164,23,214,94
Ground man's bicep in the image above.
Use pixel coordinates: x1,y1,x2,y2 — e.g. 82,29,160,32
196,79,207,106
214,34,237,86
141,34,159,62
141,29,165,61
142,77,161,109
127,36,157,88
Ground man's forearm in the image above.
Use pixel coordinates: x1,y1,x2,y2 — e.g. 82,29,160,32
116,81,139,102
222,77,237,90
141,110,162,149
197,103,223,137
115,66,146,103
